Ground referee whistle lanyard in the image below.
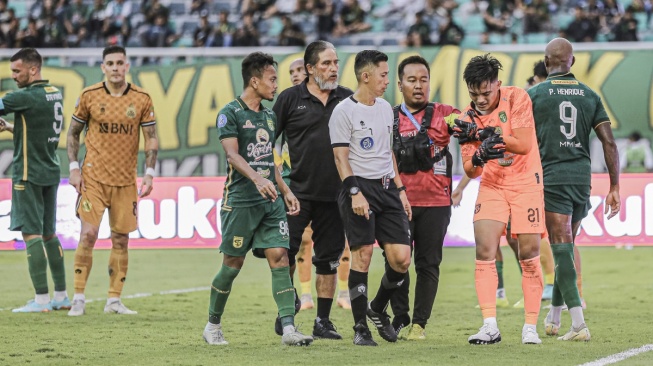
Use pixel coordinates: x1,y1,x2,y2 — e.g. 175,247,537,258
401,103,433,144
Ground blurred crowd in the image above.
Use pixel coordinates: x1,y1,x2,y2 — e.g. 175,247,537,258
0,0,651,49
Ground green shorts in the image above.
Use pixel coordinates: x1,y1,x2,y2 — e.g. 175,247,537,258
10,181,58,236
544,184,591,224
219,199,289,258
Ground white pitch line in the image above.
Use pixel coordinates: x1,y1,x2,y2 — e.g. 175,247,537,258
579,344,653,366
0,286,210,312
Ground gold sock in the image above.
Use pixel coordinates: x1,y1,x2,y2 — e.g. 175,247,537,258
73,245,94,294
300,281,312,297
108,247,129,298
338,279,349,292
544,272,554,286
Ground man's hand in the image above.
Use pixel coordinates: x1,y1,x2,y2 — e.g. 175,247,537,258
283,191,300,216
453,119,496,143
69,168,85,194
604,186,620,220
451,188,463,207
253,176,278,201
0,117,14,133
351,192,370,220
399,190,412,221
139,174,154,198
471,133,506,167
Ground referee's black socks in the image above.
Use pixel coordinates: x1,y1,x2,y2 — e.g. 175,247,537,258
370,267,407,314
348,270,368,325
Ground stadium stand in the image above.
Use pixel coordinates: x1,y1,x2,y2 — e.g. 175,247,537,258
0,0,651,52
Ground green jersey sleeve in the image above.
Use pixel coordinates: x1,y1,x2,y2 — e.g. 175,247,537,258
217,105,238,140
592,95,609,128
0,90,30,115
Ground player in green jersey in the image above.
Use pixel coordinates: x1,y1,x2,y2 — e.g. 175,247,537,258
0,48,70,313
203,52,313,346
528,38,621,342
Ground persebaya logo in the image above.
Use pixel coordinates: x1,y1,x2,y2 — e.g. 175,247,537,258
499,111,507,123
126,103,137,118
233,236,244,248
267,118,274,131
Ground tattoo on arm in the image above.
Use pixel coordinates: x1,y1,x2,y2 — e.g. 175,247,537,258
142,125,159,168
67,121,85,162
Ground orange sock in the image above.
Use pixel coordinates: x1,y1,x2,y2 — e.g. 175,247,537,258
520,256,544,325
475,259,498,319
73,245,94,294
576,273,583,298
108,247,129,298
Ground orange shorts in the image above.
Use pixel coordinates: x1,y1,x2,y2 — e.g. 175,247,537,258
474,183,545,235
76,175,138,234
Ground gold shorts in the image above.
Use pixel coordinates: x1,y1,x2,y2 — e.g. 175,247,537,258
76,176,138,234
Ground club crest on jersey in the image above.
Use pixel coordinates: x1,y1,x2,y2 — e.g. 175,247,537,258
499,111,507,123
243,120,255,129
126,103,136,118
233,236,244,248
82,200,92,212
474,204,481,214
266,118,274,131
360,137,374,150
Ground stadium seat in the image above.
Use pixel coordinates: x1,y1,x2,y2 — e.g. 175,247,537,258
357,38,376,46
380,37,399,46
168,2,187,16
464,15,486,34
525,32,549,44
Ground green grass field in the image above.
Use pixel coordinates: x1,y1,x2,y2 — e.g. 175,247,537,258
1,247,652,366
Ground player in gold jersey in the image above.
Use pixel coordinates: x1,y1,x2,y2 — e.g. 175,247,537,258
66,46,159,316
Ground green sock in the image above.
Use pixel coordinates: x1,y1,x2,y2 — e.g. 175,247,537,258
44,236,66,292
496,260,504,289
25,238,49,295
271,266,295,320
551,275,564,307
208,265,240,324
551,243,582,309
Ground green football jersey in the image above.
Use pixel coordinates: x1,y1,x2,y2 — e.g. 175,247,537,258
529,72,609,186
0,81,62,185
217,97,278,207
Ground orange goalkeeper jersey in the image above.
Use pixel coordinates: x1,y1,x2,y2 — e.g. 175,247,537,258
460,86,543,188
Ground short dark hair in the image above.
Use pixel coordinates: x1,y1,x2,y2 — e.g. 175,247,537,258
242,52,277,87
533,60,548,79
10,48,42,69
398,55,430,81
463,53,502,89
103,45,126,60
354,50,388,81
304,40,335,75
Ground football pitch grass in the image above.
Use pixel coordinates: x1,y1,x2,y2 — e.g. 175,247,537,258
1,246,652,366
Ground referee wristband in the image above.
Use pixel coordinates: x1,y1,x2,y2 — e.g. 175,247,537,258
69,161,80,171
342,175,359,191
145,167,156,177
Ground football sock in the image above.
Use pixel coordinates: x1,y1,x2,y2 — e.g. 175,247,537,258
370,267,406,313
208,264,240,324
496,260,504,290
551,275,564,307
35,293,50,305
300,281,312,296
520,256,543,325
54,291,67,302
549,306,563,325
316,297,333,319
569,306,586,329
25,238,49,295
577,273,584,298
271,266,295,319
551,243,582,309
73,244,94,294
484,317,497,328
544,272,555,286
475,259,498,319
348,269,368,325
108,246,129,298
73,293,85,301
338,279,348,292
44,236,67,292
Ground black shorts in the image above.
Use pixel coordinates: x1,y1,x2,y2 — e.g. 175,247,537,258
288,199,345,275
337,177,411,248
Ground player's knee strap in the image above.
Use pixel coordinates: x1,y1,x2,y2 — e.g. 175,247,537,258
315,260,338,275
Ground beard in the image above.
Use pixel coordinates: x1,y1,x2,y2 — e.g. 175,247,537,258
314,74,338,90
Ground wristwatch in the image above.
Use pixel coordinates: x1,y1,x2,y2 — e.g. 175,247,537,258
397,186,407,192
349,187,361,196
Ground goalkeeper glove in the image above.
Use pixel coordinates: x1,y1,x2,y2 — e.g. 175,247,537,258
471,133,506,167
453,119,496,143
